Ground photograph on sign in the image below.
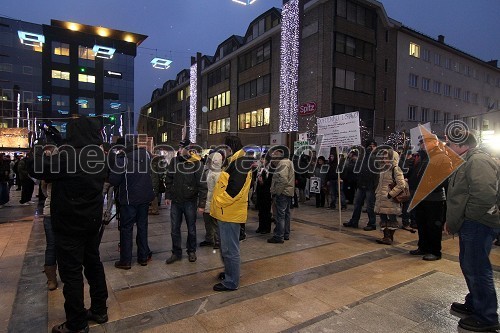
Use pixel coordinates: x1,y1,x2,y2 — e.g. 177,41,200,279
309,176,321,194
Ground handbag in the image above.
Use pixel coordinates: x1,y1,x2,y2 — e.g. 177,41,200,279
388,167,410,203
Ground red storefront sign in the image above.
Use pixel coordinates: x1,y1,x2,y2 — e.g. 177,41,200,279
298,102,317,116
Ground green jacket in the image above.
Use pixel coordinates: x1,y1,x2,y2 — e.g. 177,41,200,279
270,158,295,197
446,148,499,234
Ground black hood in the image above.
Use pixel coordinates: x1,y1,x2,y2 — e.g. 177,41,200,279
66,117,103,148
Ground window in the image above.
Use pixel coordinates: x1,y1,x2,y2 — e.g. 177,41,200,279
453,114,460,121
433,110,440,124
52,94,69,107
238,108,270,130
52,70,70,80
433,81,441,94
335,68,371,93
422,78,430,91
409,73,418,88
207,63,230,87
238,75,270,102
444,58,451,69
464,65,471,76
335,33,374,61
421,108,429,122
209,117,230,134
471,117,477,130
78,46,95,60
53,42,69,56
443,84,451,96
463,91,470,102
408,105,417,121
434,53,441,66
161,132,168,142
239,42,271,72
0,63,13,72
472,93,478,104
209,90,231,110
23,91,33,103
483,119,490,130
177,90,184,102
409,42,420,58
78,74,95,83
453,61,460,72
423,49,430,62
454,87,461,99
443,112,450,125
23,66,33,75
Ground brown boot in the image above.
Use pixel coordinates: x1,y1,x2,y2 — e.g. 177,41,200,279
44,265,58,291
376,228,392,245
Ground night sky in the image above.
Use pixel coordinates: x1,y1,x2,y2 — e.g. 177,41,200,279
2,0,499,118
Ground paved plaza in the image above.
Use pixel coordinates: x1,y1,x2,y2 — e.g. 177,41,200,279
1,188,499,333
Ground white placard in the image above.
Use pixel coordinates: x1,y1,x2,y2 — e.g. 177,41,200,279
309,177,321,193
410,122,431,153
317,112,361,149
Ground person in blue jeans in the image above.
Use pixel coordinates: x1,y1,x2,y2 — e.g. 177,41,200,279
164,139,207,264
210,135,253,291
109,137,156,269
343,139,378,230
268,146,295,243
446,131,500,332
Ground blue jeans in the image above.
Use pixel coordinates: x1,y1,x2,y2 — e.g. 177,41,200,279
119,203,150,264
218,221,241,289
0,181,9,205
43,216,57,266
459,219,500,325
274,194,291,240
349,187,376,226
329,181,346,208
170,200,197,256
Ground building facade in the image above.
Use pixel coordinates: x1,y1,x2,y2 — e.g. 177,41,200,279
0,16,146,145
139,0,500,149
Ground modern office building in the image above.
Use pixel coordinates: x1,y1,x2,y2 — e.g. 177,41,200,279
139,0,500,149
0,16,147,144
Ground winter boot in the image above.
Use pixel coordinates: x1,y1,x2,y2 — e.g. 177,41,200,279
388,229,396,242
44,265,58,291
376,228,392,245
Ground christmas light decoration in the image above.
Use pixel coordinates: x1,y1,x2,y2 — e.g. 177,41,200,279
279,0,300,132
189,63,197,143
150,57,172,70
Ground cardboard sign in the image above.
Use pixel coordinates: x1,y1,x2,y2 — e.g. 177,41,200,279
309,176,321,193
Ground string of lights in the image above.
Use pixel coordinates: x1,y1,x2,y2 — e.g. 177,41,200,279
189,63,198,142
278,0,300,133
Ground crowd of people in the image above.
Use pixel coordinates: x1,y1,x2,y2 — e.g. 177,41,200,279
0,119,498,332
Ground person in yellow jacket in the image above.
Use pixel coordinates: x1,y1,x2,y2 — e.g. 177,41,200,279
210,135,253,291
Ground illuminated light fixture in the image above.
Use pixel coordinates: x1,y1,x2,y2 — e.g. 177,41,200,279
76,99,88,106
189,63,197,143
232,0,257,5
92,45,115,59
110,102,121,109
67,22,80,31
17,31,45,47
37,95,50,102
57,110,69,115
96,27,110,37
278,0,300,132
151,57,172,70
124,34,135,43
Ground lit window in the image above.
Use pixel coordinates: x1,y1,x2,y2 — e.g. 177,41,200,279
53,42,70,56
161,132,168,142
78,46,95,60
264,108,270,125
52,70,70,80
409,42,420,58
78,74,95,83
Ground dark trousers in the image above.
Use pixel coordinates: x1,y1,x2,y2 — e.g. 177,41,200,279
459,220,499,325
20,177,34,203
257,194,272,232
315,191,325,207
202,212,219,245
349,187,376,227
119,203,151,264
170,200,197,256
415,201,445,256
55,230,108,331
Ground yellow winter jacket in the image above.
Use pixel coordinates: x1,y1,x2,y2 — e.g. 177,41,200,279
210,149,253,223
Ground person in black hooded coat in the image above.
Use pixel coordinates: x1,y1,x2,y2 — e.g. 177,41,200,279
34,117,108,333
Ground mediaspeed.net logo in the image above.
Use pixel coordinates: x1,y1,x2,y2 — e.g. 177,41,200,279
408,122,467,211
